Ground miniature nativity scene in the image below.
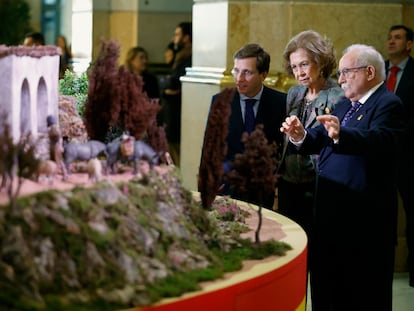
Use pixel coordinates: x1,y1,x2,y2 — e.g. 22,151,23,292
0,41,307,311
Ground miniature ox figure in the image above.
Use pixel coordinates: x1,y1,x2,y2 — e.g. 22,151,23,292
63,140,107,173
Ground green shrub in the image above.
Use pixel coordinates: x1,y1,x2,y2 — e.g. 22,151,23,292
59,70,89,116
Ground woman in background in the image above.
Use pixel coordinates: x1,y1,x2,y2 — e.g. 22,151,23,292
124,46,159,99
56,35,73,79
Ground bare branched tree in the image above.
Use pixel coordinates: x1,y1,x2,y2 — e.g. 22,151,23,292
228,124,278,243
0,115,40,209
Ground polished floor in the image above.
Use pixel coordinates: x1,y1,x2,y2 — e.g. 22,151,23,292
306,272,414,311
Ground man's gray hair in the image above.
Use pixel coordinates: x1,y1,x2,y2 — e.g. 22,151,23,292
343,44,386,80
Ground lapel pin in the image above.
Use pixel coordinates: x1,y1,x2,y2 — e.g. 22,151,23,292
357,114,363,120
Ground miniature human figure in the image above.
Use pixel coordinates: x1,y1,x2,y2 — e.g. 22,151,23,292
47,115,67,180
385,24,414,287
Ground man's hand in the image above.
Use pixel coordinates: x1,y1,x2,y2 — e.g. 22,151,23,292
317,115,340,141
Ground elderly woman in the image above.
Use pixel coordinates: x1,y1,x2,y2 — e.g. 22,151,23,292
277,30,344,241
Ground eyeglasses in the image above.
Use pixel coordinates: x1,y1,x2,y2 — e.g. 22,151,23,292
231,69,257,78
290,61,311,73
336,66,367,79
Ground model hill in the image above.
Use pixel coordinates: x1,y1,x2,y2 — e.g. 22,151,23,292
0,167,291,311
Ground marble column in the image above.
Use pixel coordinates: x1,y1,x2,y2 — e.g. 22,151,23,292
92,0,138,64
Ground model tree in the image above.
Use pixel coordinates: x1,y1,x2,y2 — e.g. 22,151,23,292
84,39,163,149
84,39,119,142
198,87,235,210
227,124,278,243
146,117,170,163
116,65,161,141
0,117,39,210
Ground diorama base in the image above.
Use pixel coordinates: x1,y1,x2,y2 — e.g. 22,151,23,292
132,202,308,311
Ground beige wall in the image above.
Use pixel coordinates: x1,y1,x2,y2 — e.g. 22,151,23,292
138,12,192,64
194,2,412,74
92,11,191,65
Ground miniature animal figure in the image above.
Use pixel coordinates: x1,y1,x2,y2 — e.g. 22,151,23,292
63,140,107,173
87,158,102,183
106,136,163,174
36,160,57,185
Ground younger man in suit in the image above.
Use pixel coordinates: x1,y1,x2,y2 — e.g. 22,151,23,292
385,24,414,287
204,43,287,209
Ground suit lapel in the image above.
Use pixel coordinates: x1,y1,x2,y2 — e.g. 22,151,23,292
396,57,414,94
229,92,244,133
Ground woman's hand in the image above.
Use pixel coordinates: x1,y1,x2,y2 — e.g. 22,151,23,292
280,115,305,142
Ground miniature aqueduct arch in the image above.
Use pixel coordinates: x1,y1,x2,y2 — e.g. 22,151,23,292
0,45,60,141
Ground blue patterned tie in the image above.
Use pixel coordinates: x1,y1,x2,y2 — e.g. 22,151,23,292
341,101,362,126
245,98,256,134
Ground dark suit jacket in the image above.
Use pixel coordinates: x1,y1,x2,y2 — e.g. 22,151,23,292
209,85,287,208
297,83,404,244
386,57,414,196
218,85,287,165
386,57,414,151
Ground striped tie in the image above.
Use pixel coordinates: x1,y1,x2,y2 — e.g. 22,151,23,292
341,101,362,126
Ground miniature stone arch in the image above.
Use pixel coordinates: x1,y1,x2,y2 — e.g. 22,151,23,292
0,45,60,141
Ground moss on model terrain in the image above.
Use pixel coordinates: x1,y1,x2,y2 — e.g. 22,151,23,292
0,167,291,310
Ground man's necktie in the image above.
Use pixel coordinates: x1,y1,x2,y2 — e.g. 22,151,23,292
386,66,400,92
244,98,256,134
341,101,362,126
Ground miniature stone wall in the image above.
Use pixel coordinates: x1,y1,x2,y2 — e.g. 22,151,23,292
0,45,60,141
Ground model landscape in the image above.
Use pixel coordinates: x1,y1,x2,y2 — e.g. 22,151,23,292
0,40,293,310
0,164,291,311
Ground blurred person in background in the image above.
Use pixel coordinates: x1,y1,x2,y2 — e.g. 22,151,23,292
56,35,73,79
23,31,45,46
124,46,160,99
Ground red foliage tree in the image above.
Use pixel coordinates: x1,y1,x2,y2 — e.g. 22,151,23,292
116,65,161,140
84,39,119,142
198,87,236,210
84,39,165,148
228,124,278,243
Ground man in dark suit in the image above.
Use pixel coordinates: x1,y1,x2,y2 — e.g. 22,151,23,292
281,44,404,311
206,43,286,210
160,21,192,167
385,24,414,287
